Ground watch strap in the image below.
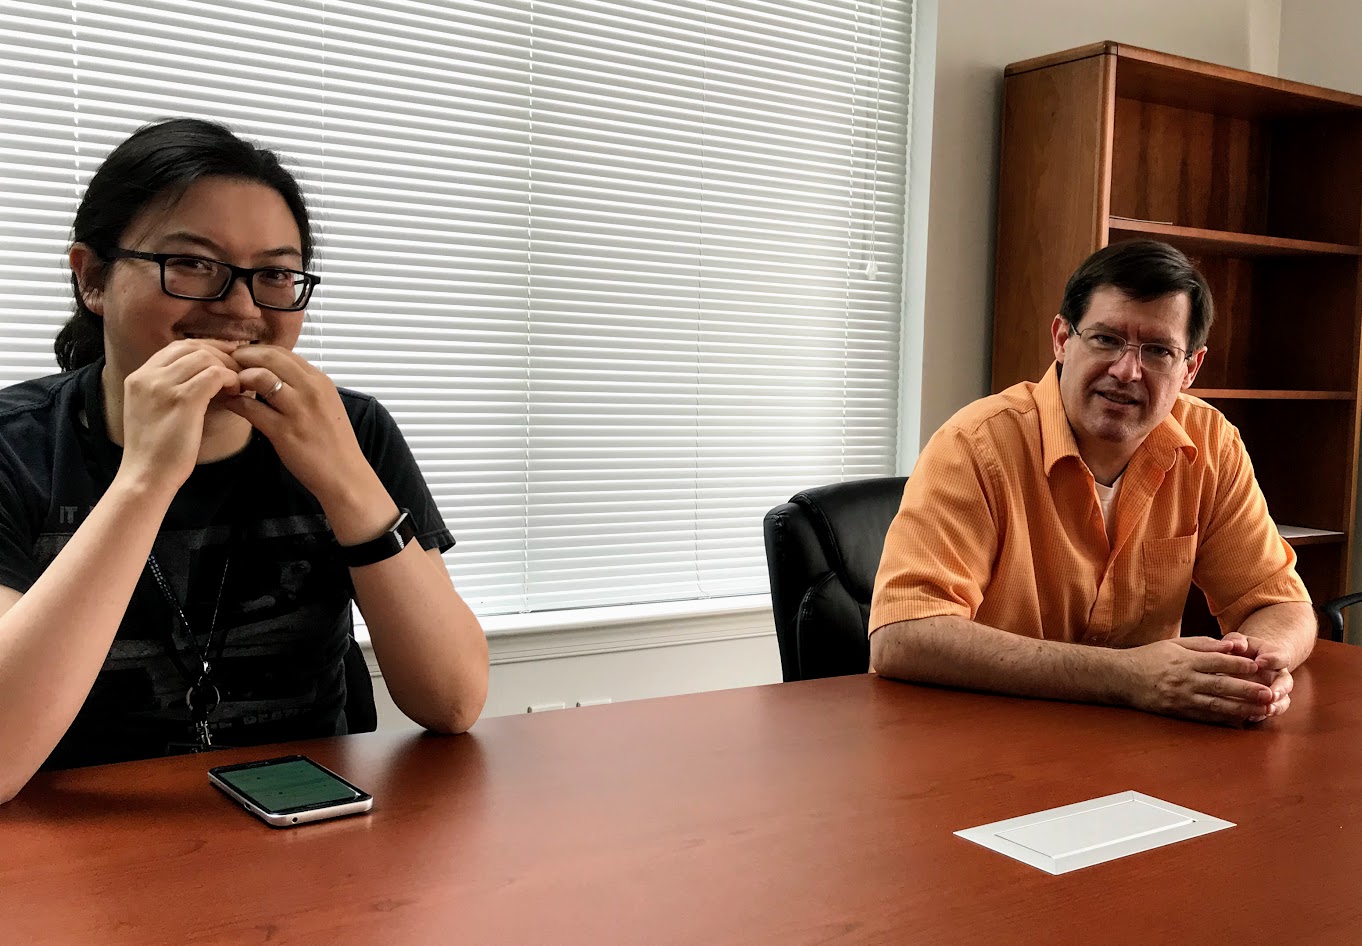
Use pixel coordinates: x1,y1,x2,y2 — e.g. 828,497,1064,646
340,509,417,567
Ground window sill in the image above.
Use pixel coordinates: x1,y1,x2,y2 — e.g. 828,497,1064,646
479,594,773,637
359,594,776,667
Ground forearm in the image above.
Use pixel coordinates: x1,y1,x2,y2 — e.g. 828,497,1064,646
306,442,489,733
351,544,488,733
870,615,1134,706
1234,601,1315,671
0,474,173,802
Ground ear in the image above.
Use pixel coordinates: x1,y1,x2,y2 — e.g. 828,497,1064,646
1050,314,1072,364
68,243,107,316
1182,346,1207,390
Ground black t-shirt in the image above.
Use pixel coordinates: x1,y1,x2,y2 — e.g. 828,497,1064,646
0,360,453,769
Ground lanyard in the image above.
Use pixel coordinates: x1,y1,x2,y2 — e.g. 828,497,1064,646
77,363,248,750
146,529,237,751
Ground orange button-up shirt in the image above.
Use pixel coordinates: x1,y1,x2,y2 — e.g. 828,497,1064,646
869,365,1309,645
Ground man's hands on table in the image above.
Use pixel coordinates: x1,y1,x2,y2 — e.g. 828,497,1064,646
1120,635,1291,726
1221,631,1294,723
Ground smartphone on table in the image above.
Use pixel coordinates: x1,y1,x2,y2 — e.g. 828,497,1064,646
208,755,373,827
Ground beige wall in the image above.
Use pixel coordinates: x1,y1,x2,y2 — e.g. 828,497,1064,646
917,0,1281,444
1277,0,1362,94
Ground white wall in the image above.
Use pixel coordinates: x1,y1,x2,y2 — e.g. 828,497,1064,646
1277,0,1362,94
369,602,782,729
916,0,1281,443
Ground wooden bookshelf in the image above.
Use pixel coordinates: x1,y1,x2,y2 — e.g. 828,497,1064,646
992,42,1362,635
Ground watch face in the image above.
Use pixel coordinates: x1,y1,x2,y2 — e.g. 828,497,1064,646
395,510,416,546
343,509,417,566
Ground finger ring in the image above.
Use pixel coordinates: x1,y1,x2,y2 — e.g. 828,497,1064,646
262,379,284,402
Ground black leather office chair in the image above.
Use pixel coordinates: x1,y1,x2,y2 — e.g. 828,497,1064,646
343,636,378,733
1319,594,1361,642
763,476,908,681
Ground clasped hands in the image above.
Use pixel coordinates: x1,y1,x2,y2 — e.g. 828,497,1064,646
121,339,371,506
1125,632,1292,726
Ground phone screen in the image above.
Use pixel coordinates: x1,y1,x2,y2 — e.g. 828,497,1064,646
214,757,364,813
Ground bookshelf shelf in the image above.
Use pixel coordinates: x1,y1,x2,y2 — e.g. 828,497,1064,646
1194,389,1354,400
1107,218,1361,258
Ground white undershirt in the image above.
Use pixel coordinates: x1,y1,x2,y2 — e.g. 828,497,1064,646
1094,473,1124,544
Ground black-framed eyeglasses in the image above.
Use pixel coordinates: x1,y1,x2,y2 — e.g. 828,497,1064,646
1070,327,1191,375
101,248,320,312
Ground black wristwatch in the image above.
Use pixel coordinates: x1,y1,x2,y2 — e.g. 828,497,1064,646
340,509,418,567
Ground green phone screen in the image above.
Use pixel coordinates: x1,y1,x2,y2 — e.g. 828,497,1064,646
217,759,361,812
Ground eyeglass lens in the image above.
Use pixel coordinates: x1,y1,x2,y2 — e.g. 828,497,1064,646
1080,333,1179,373
163,257,307,308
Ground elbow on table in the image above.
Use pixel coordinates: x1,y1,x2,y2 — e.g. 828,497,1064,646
412,682,488,735
868,628,890,675
422,705,482,735
0,747,41,806
869,624,912,679
869,619,937,681
0,770,28,806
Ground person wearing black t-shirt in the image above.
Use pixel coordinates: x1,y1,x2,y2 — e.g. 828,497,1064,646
0,119,489,800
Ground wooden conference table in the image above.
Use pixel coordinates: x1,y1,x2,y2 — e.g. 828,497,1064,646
5,641,1362,946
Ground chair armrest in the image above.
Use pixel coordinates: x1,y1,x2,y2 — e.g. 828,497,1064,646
1319,593,1362,641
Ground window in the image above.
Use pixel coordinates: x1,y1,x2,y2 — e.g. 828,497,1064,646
0,0,914,616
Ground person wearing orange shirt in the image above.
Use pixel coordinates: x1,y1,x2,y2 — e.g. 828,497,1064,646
869,239,1314,725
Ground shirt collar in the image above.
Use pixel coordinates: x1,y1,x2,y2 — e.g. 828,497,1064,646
1036,362,1198,478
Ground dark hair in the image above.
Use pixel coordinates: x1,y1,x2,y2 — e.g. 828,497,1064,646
57,118,314,371
1059,240,1214,353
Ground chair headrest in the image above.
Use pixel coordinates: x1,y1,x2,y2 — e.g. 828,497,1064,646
790,476,907,603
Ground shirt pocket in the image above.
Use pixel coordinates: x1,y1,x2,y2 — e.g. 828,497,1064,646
1142,532,1198,633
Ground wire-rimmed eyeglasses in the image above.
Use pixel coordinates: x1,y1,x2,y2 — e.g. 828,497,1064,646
1070,327,1191,374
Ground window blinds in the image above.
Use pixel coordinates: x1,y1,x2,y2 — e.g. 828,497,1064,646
0,0,913,616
